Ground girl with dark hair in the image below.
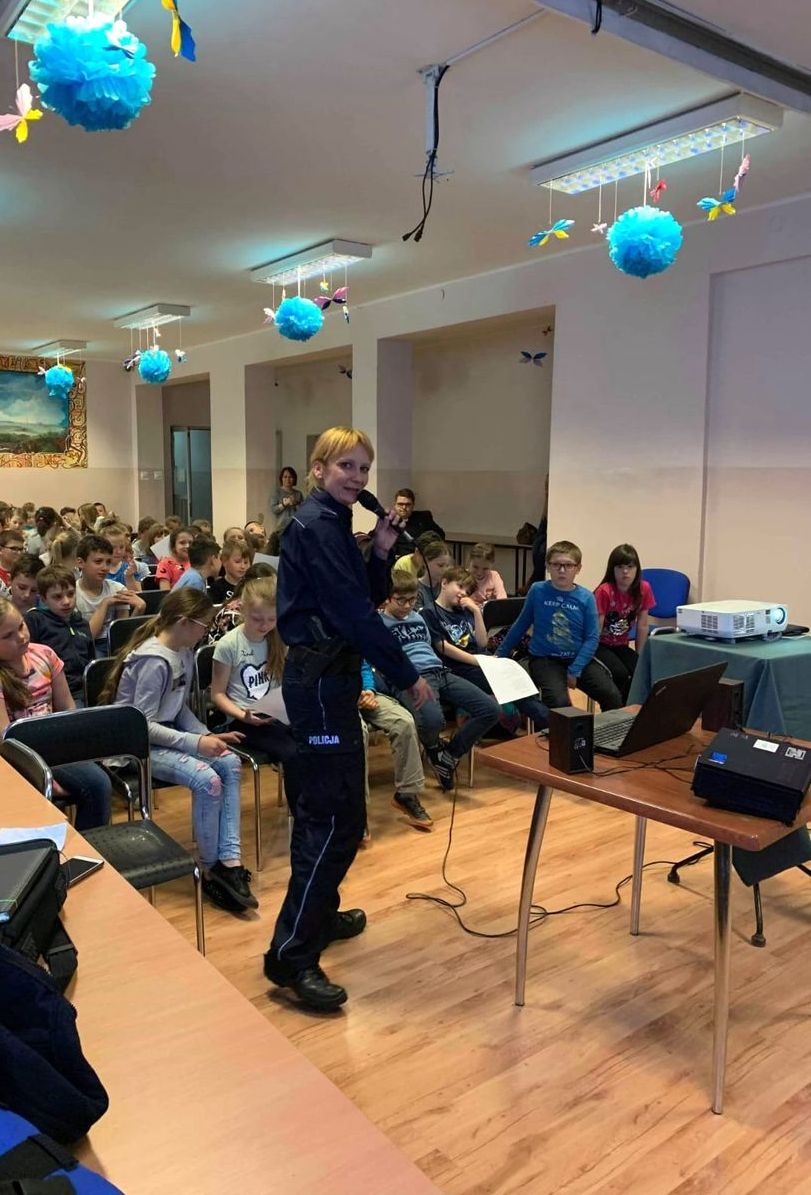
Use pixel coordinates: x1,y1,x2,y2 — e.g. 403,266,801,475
593,544,656,702
155,526,194,591
101,588,256,912
271,466,303,534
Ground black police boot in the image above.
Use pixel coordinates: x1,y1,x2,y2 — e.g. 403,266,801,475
264,951,347,1012
326,908,367,945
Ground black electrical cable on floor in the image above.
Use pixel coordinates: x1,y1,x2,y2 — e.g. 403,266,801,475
402,65,449,244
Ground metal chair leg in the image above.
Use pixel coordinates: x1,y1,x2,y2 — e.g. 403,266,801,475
751,882,766,947
250,758,262,873
468,747,475,788
146,886,156,905
192,865,206,956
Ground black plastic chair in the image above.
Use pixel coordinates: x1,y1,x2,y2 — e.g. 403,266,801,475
3,706,205,955
481,597,526,634
109,614,153,656
0,739,54,801
140,574,160,591
194,644,285,871
139,588,164,615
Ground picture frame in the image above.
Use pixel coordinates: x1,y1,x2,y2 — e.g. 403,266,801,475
0,353,87,469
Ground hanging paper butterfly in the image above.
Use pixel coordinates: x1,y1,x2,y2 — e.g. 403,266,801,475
520,352,548,366
0,83,43,145
262,308,276,326
591,222,608,236
174,349,187,364
528,219,574,248
697,187,736,221
105,27,136,59
161,0,196,62
319,279,330,293
733,153,750,195
315,286,348,312
122,350,142,373
339,365,353,380
649,179,668,204
541,324,554,336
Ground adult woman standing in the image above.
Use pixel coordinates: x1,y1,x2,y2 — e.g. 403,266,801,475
264,428,431,1012
270,466,304,534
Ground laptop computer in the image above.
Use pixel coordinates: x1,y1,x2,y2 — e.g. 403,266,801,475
593,662,727,756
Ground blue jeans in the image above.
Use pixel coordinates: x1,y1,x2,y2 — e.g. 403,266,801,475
150,747,242,870
397,668,500,759
53,762,111,831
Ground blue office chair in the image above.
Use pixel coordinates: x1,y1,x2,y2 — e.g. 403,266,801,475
642,569,691,620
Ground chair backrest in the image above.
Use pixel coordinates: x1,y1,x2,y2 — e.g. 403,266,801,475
83,657,116,708
194,644,215,723
641,569,691,619
108,614,153,656
141,574,160,591
140,588,164,615
482,596,526,633
0,739,53,801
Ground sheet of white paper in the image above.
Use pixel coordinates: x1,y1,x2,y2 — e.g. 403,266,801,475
253,553,280,569
476,655,540,705
0,823,67,851
152,534,171,560
250,686,290,724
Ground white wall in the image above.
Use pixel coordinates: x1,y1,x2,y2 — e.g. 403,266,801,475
0,360,137,521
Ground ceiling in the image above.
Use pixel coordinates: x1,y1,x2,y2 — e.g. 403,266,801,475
0,0,809,360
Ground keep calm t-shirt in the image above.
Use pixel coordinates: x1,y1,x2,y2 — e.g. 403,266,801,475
213,625,279,708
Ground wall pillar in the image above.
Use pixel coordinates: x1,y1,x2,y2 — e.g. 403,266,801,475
209,361,248,531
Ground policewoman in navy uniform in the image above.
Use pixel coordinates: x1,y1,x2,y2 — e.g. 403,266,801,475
264,427,432,1011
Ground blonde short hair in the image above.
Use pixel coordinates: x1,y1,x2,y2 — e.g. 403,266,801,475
308,426,374,489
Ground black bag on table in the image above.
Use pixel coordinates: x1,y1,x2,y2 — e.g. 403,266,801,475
0,841,109,1144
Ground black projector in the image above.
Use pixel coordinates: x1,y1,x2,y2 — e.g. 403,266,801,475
693,728,811,825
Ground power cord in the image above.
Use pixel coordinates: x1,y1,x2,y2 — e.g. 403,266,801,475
405,782,684,939
402,64,449,244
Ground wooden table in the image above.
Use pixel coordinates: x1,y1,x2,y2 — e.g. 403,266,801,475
0,761,439,1195
478,729,811,1114
444,532,532,592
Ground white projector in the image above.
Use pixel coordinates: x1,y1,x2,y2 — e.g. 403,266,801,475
676,600,788,641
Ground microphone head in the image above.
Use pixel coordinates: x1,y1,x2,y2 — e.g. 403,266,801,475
356,489,385,518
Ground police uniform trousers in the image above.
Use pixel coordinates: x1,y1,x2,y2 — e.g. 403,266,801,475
269,654,366,973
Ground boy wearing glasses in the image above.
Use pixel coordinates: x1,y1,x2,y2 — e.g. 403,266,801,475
0,530,25,590
496,540,622,712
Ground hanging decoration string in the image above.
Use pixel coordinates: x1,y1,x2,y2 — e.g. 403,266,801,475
591,1,603,34
597,182,603,227
613,180,618,223
718,135,726,195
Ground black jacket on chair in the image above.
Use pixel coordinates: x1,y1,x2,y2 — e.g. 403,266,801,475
24,609,95,700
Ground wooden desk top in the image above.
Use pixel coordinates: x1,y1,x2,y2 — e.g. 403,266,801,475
479,730,811,852
0,762,439,1195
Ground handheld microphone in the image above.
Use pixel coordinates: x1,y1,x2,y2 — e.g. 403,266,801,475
356,489,414,543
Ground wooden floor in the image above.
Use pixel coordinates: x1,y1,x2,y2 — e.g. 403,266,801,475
143,743,811,1194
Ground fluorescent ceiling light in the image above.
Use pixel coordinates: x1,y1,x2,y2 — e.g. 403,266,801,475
113,303,191,330
531,93,782,195
250,239,373,287
0,0,135,45
33,338,87,357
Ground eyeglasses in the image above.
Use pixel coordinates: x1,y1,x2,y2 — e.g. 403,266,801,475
549,561,578,570
391,595,418,606
187,617,212,631
5,545,23,553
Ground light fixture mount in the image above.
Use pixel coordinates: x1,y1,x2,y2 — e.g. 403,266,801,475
113,303,191,331
0,0,135,44
250,239,372,288
33,338,87,358
530,93,782,195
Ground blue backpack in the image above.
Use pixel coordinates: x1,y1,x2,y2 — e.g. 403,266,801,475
0,1110,123,1193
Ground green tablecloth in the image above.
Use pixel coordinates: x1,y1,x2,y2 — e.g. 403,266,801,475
628,633,811,739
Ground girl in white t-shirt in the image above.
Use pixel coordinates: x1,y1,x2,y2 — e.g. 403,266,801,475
211,574,301,812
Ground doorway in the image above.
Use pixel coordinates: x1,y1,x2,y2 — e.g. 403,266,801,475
170,426,212,525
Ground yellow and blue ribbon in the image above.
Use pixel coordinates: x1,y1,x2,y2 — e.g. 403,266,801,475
161,0,196,62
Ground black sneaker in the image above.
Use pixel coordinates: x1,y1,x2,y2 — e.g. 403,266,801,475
264,953,347,1012
427,745,456,792
210,861,259,910
326,908,367,944
202,874,244,913
392,792,433,830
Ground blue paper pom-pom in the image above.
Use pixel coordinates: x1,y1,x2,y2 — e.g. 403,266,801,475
607,206,683,279
30,16,155,132
138,348,172,385
275,297,324,342
44,364,74,400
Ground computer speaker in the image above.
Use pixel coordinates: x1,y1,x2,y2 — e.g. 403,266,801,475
548,706,594,774
701,677,744,733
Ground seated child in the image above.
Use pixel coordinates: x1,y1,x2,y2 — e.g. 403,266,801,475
24,565,95,706
206,563,276,644
593,544,655,703
103,522,149,587
43,529,80,574
422,566,548,729
359,660,432,830
209,538,252,605
191,518,213,538
131,516,158,562
0,529,25,589
243,521,269,555
102,588,257,913
0,596,111,830
7,554,44,613
467,543,508,606
414,538,453,611
210,574,301,814
171,538,221,592
379,573,500,790
497,540,622,711
156,527,194,590
75,534,145,653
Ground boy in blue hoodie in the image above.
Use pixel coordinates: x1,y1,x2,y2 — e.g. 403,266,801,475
24,565,95,706
497,540,622,711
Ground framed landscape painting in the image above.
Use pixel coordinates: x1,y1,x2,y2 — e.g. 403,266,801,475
0,354,87,469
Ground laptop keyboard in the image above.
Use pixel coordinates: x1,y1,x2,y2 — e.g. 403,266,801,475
593,714,636,748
